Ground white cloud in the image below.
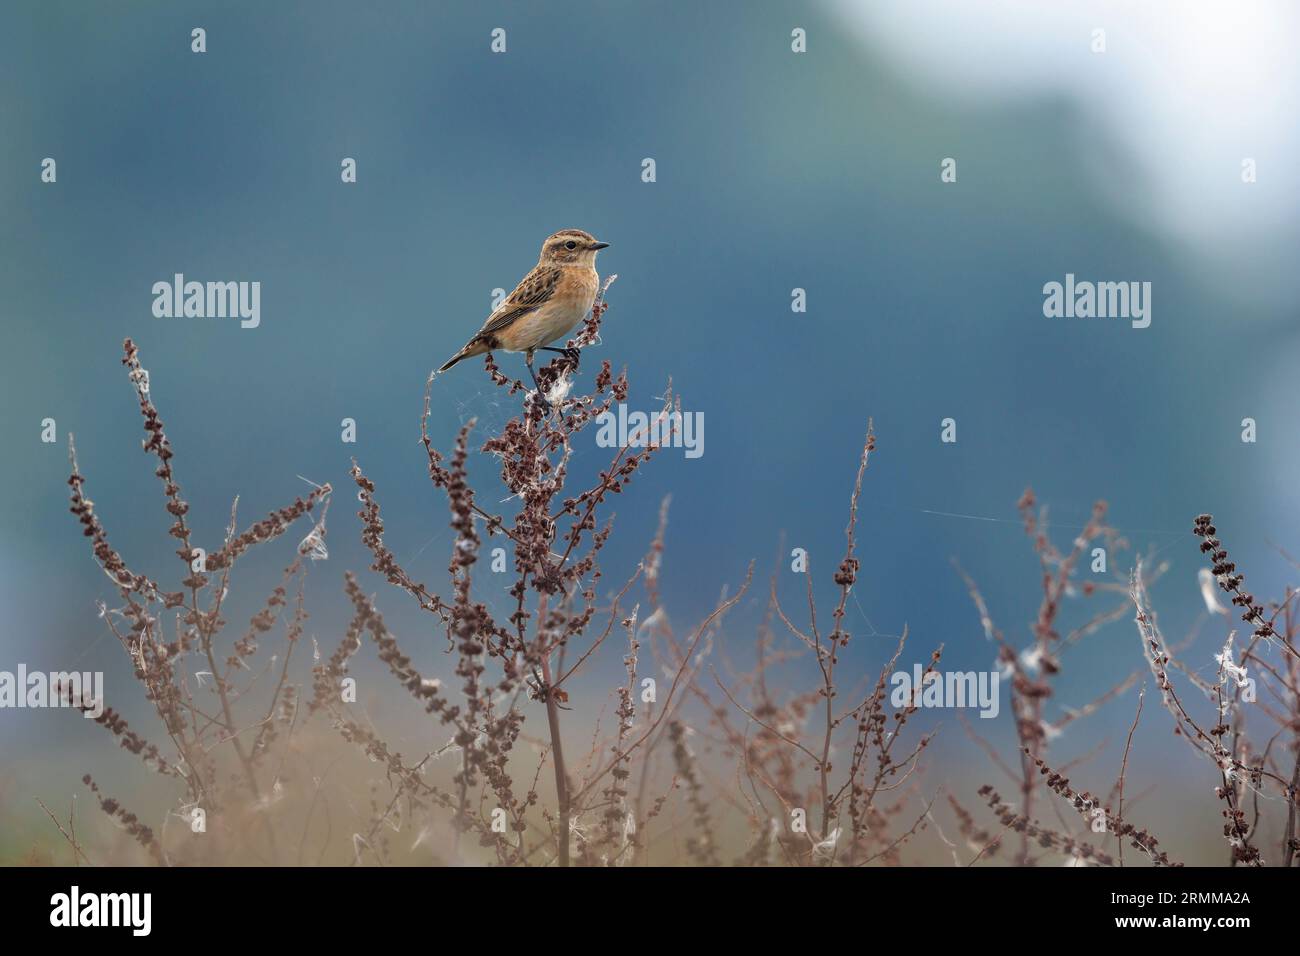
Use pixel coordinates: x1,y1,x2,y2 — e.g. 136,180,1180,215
825,1,1300,250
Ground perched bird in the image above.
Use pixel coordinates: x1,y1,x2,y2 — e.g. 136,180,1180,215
438,229,610,402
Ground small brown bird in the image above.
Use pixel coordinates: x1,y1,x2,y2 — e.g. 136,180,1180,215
438,229,610,399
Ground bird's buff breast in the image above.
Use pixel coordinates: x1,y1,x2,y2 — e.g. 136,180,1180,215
499,269,598,352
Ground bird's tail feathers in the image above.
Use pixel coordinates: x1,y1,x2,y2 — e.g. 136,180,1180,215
437,340,485,373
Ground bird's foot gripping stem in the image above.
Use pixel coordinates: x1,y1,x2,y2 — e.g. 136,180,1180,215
540,346,581,365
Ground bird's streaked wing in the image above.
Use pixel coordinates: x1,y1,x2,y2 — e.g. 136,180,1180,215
475,265,562,339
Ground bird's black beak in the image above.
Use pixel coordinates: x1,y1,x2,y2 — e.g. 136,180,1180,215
591,241,610,250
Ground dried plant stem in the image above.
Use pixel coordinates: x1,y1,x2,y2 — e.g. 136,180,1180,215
538,595,573,867
1115,686,1144,866
36,799,94,866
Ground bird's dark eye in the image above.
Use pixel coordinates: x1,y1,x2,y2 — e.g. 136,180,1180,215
565,240,577,250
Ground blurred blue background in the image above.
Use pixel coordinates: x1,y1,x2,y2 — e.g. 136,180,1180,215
2,0,1297,862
